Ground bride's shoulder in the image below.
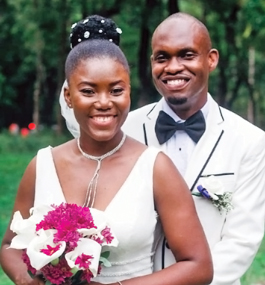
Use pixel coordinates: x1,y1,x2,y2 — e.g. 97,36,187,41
50,139,77,161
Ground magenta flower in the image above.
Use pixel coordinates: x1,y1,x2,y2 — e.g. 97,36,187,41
41,257,73,285
75,253,93,269
41,244,61,256
91,235,104,245
80,269,94,283
22,250,37,275
101,227,114,244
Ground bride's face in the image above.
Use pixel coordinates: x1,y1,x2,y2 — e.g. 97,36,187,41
64,57,131,143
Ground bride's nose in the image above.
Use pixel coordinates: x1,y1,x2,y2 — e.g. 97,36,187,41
93,93,113,109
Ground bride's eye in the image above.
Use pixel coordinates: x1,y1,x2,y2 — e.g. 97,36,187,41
111,88,124,96
81,89,95,96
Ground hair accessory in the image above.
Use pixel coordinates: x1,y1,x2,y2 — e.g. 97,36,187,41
77,133,126,208
70,15,121,48
84,31,90,38
71,23,77,29
116,28,122,34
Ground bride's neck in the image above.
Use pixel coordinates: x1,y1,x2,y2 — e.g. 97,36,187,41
78,132,125,157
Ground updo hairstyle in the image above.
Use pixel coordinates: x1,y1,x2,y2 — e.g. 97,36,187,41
65,15,129,81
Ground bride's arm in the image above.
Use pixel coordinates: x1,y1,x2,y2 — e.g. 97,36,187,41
90,152,213,285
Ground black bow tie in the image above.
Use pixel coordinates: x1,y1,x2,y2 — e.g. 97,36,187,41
155,110,206,144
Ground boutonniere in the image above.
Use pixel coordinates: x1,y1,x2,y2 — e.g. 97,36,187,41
192,175,233,214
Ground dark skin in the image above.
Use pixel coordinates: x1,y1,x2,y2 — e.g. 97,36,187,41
151,14,219,119
0,56,213,285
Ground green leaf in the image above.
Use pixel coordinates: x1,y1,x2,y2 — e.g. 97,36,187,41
100,251,110,259
192,192,202,197
99,256,112,267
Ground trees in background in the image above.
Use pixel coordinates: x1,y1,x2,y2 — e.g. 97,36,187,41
1,0,265,132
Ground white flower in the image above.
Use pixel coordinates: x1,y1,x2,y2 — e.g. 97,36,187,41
27,229,66,270
65,238,101,277
194,176,233,214
9,205,53,249
203,175,224,196
89,209,118,247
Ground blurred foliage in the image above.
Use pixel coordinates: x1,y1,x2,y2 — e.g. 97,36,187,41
1,0,265,131
0,129,71,154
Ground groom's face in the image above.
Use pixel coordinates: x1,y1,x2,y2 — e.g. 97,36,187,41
151,17,218,119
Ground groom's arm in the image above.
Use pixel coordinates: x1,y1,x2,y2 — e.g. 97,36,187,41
210,132,265,285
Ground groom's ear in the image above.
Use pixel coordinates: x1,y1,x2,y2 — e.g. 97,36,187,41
64,86,72,108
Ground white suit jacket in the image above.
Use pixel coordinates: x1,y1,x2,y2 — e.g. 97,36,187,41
122,94,265,285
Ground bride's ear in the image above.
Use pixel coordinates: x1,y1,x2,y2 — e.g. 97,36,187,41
64,86,72,108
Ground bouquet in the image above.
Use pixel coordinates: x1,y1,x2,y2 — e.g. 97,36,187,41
9,203,118,285
192,175,233,214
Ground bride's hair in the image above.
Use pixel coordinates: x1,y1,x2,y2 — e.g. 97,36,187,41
65,39,130,81
69,14,122,49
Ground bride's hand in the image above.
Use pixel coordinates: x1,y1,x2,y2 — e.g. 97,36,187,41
15,275,45,285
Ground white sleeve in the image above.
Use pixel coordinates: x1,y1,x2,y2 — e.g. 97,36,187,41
210,133,265,285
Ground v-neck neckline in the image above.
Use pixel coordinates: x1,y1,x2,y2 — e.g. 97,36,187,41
48,146,149,212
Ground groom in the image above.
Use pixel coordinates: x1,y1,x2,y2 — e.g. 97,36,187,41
60,12,265,285
122,13,265,285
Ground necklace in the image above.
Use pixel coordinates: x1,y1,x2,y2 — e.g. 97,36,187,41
77,132,126,208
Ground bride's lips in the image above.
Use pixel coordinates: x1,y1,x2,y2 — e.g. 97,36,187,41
90,115,117,126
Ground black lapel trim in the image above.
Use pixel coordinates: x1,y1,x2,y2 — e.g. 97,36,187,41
190,130,224,191
218,106,224,121
161,237,166,269
143,103,157,146
147,104,157,117
200,173,234,177
143,124,148,146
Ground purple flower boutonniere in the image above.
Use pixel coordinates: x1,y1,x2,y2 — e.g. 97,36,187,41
192,175,233,214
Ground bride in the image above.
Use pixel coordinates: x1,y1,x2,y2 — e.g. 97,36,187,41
0,15,213,285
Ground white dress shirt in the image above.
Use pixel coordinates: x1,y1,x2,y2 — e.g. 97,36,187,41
161,98,209,176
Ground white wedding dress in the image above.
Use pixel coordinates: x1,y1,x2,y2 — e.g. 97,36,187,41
34,145,161,284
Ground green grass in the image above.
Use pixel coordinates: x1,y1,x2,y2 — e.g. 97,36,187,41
0,131,70,284
0,151,34,285
0,134,264,284
241,238,265,285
